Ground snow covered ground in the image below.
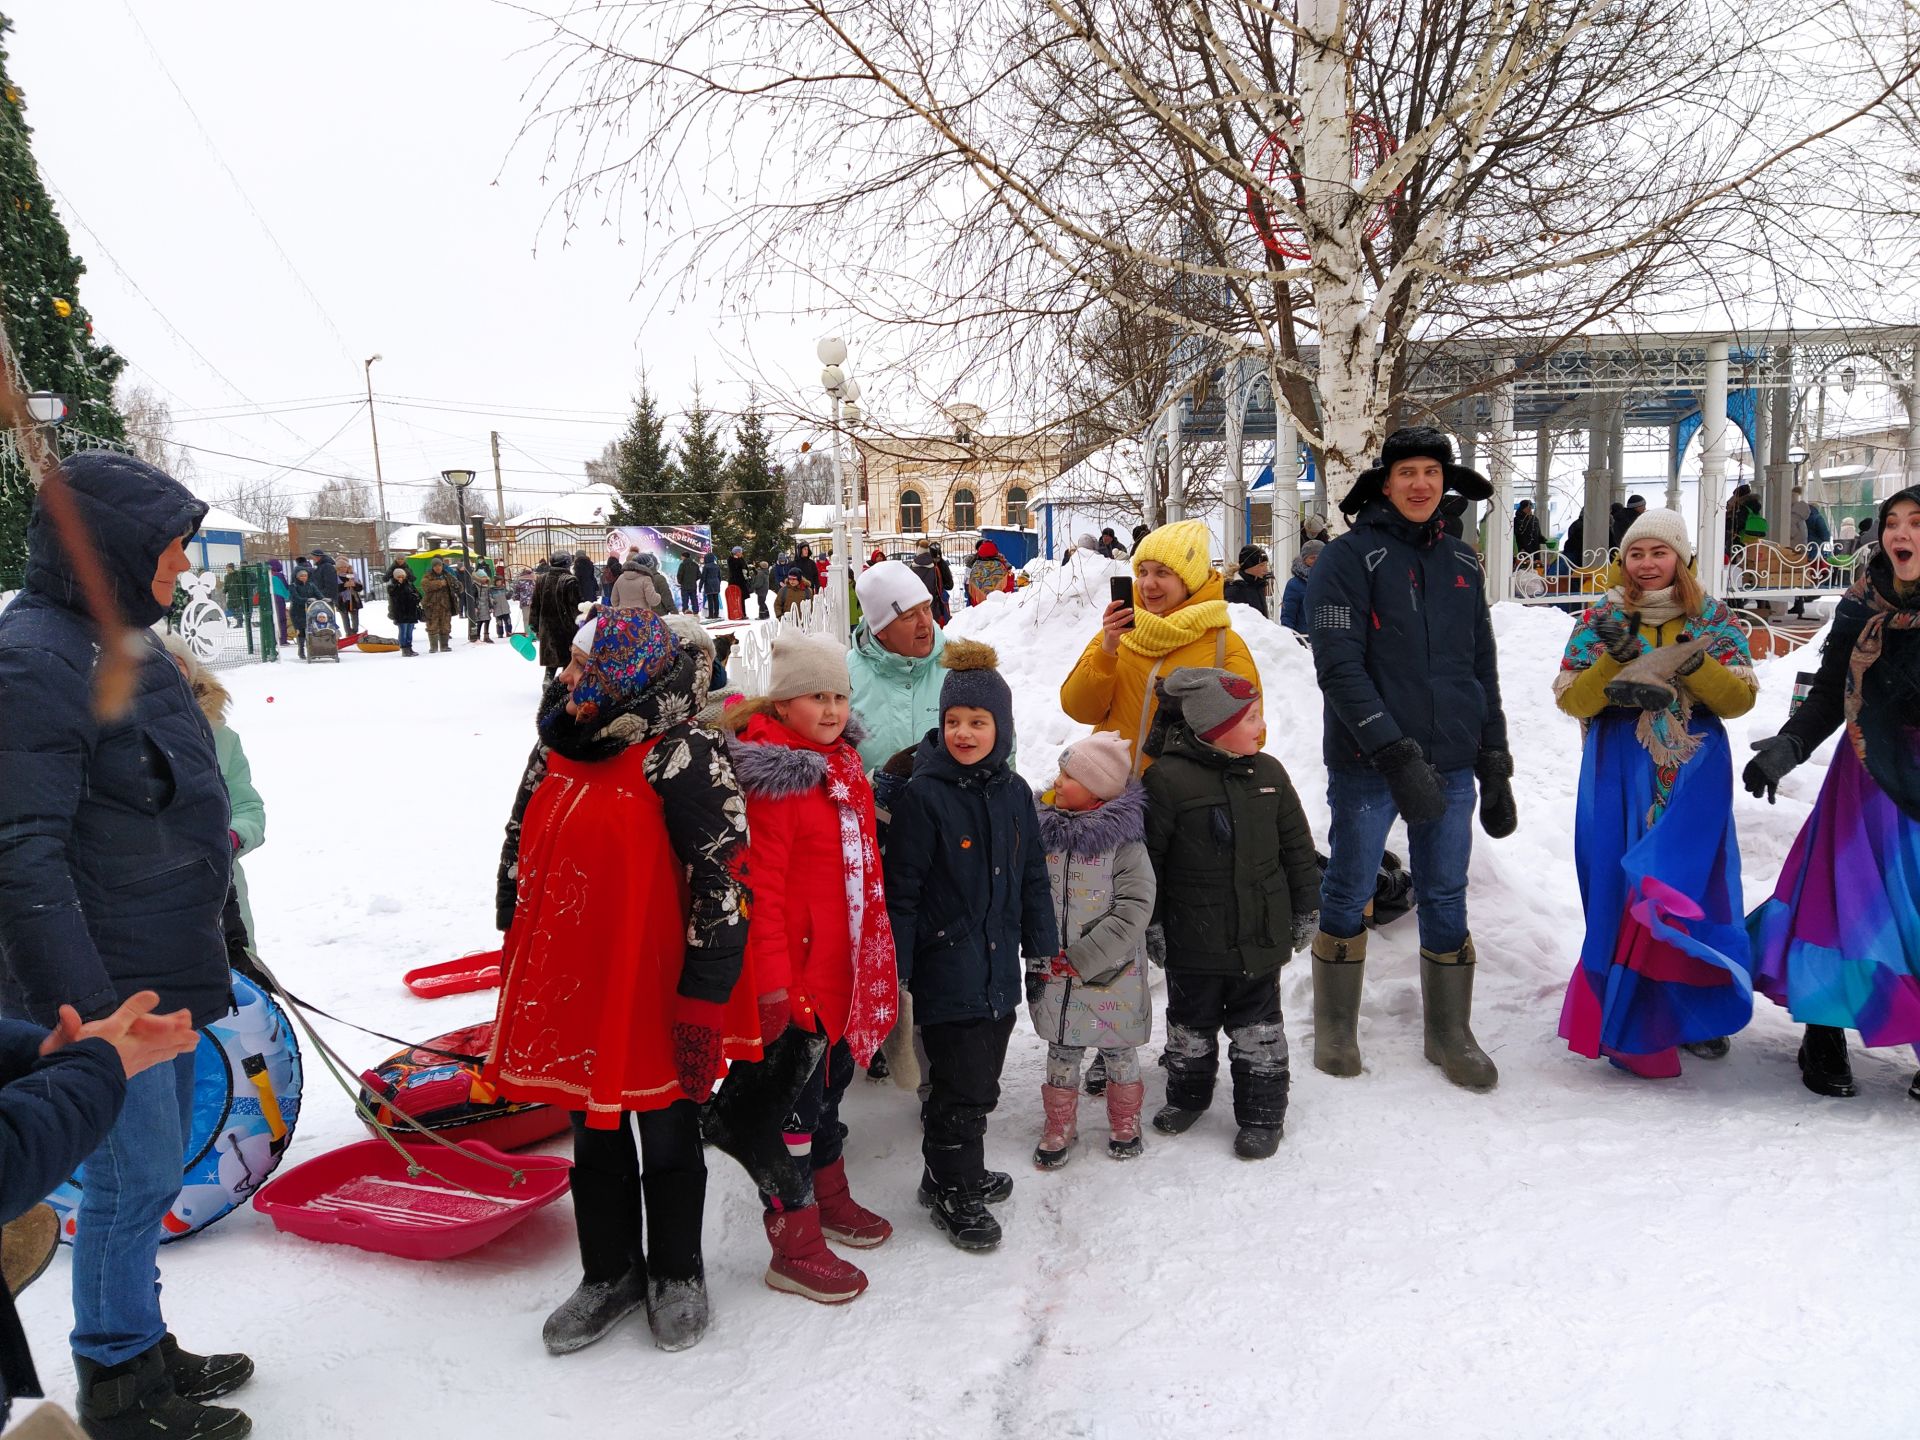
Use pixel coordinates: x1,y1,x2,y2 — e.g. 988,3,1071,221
17,560,1920,1439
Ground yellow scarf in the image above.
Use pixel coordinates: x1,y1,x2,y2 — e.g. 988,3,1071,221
1121,573,1232,659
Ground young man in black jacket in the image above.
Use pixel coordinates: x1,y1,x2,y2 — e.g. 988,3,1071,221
1303,428,1518,1093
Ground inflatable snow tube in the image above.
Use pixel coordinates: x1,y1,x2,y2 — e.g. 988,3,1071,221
359,1021,570,1153
49,972,304,1244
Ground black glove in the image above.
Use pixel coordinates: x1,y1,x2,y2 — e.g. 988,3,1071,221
1744,734,1804,803
1024,970,1045,1005
1594,611,1643,664
1289,909,1319,954
1370,737,1450,826
1145,924,1168,968
1474,749,1518,838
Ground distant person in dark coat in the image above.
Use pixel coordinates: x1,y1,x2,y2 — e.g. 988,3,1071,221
311,549,341,603
677,552,702,611
1279,539,1324,633
1513,500,1545,562
701,550,723,620
571,550,598,602
0,451,255,1436
287,564,323,658
1096,527,1127,559
1223,545,1273,618
386,563,423,656
533,552,583,681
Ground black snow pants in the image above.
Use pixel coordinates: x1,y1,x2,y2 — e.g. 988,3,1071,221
1161,970,1290,1128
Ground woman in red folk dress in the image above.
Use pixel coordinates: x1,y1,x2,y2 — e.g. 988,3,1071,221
706,634,900,1305
487,609,756,1357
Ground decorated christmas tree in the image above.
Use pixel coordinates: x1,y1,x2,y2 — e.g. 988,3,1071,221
0,13,127,581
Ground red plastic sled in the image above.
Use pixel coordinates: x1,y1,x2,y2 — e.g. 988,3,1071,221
404,950,502,998
359,1021,570,1154
253,1138,569,1260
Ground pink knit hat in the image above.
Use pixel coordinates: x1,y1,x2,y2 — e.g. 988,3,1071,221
1057,731,1133,801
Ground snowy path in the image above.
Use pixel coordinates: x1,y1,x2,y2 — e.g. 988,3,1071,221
17,566,1920,1439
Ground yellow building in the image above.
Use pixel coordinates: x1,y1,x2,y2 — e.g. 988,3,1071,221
856,405,1066,545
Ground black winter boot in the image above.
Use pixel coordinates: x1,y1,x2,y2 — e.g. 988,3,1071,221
1908,1069,1920,1103
646,1274,710,1353
159,1335,253,1402
640,1171,708,1351
75,1348,251,1439
541,1270,646,1356
917,1167,1011,1207
1797,1025,1856,1097
1681,1037,1731,1060
1233,1124,1283,1160
1082,1050,1108,1097
924,1184,1001,1251
1150,1103,1204,1135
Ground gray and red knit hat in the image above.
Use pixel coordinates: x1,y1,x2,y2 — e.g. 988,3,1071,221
1161,666,1259,742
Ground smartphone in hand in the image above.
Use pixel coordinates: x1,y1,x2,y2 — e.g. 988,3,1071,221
1110,575,1135,628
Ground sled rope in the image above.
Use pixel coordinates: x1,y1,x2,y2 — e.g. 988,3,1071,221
251,958,529,1194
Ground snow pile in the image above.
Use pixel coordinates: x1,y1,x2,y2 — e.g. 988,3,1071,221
16,573,1905,1440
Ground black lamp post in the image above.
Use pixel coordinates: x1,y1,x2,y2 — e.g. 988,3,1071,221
442,468,477,574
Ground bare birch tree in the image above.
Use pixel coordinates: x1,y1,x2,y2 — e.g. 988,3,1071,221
514,0,1920,509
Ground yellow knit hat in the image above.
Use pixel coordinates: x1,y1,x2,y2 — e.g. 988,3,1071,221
1132,519,1214,593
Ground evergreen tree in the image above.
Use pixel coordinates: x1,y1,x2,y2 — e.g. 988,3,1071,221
610,379,676,526
727,401,790,560
0,16,128,580
675,385,728,540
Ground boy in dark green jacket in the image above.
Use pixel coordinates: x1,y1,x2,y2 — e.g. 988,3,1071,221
1141,668,1320,1159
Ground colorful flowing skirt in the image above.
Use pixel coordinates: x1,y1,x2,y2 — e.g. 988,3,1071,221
1559,714,1753,1076
1747,736,1920,1046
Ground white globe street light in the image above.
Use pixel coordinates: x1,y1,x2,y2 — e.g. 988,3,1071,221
816,336,848,367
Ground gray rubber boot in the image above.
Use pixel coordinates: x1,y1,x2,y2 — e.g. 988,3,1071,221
1419,939,1498,1092
1310,930,1366,1077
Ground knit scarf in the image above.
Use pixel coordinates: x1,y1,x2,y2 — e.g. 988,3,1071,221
1844,569,1920,765
1121,573,1232,659
823,742,900,1066
1602,583,1687,629
1555,594,1756,810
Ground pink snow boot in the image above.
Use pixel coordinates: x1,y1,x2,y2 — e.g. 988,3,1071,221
814,1157,892,1249
1105,1079,1145,1159
763,1206,868,1304
1034,1082,1079,1169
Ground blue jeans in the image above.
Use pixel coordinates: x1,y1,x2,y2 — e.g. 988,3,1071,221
1321,765,1476,955
71,1051,196,1365
397,621,416,650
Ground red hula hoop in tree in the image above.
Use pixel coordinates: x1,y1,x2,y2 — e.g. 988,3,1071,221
1246,114,1401,261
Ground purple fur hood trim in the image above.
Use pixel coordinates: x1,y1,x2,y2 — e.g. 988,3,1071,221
727,712,868,799
1036,781,1148,859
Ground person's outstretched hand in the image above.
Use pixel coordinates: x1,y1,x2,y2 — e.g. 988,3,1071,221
40,991,198,1077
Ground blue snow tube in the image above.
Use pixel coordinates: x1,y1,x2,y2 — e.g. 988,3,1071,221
46,972,304,1244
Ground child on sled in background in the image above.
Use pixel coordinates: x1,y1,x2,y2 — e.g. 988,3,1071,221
883,641,1059,1251
1028,730,1155,1167
1142,668,1320,1160
709,634,898,1306
487,609,758,1357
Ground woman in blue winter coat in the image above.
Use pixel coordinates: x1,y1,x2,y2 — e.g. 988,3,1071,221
882,641,1058,1253
1279,539,1324,633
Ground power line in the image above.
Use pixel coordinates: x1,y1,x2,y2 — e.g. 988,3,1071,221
118,3,357,365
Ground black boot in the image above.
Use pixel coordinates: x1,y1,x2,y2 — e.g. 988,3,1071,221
1797,1024,1856,1097
1151,1103,1204,1135
917,1167,1011,1207
1681,1037,1731,1060
545,1154,645,1355
865,1048,891,1082
924,1183,1001,1251
159,1335,253,1402
542,1271,646,1356
1908,1069,1920,1103
75,1348,251,1439
1233,1124,1283,1160
645,1274,710,1352
1082,1050,1108,1097
640,1170,709,1352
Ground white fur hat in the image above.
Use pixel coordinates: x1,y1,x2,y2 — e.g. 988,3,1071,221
1618,508,1693,566
855,560,933,630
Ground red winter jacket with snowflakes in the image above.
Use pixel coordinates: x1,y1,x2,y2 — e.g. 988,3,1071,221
723,703,898,1064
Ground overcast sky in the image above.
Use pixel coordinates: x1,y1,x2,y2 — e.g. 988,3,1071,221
8,1,833,521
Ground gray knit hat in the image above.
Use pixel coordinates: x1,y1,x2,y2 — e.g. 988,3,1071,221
768,633,851,701
939,640,1013,762
1160,666,1260,742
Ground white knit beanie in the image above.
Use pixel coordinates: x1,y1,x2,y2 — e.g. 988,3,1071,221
1057,732,1133,801
768,633,852,701
1618,508,1693,566
855,559,934,630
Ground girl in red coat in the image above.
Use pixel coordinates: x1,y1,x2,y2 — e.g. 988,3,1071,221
488,609,758,1357
710,633,899,1304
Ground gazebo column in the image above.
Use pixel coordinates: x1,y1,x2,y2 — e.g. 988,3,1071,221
1488,360,1516,602
1271,409,1300,575
1665,421,1683,513
1608,407,1627,506
1222,386,1246,568
1906,346,1920,491
1764,345,1796,528
1582,399,1612,566
1697,342,1730,593
1534,424,1553,523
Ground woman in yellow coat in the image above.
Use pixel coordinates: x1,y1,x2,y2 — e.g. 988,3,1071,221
1060,519,1262,774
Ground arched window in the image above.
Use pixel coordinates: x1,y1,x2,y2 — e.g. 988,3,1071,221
952,487,977,530
1005,486,1028,528
899,489,923,533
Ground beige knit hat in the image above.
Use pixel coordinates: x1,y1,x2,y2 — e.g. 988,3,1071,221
1057,731,1133,801
768,632,852,701
1618,508,1693,565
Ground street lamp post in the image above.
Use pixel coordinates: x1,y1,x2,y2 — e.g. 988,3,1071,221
442,468,477,576
364,355,391,539
816,337,862,643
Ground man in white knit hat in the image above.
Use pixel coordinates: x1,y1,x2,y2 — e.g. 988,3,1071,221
846,559,949,773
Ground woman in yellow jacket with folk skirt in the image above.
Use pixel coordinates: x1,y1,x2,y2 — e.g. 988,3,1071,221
1060,519,1262,775
1552,509,1759,1077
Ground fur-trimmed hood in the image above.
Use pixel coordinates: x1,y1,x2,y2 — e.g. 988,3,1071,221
722,697,870,798
1037,781,1148,859
161,633,230,729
